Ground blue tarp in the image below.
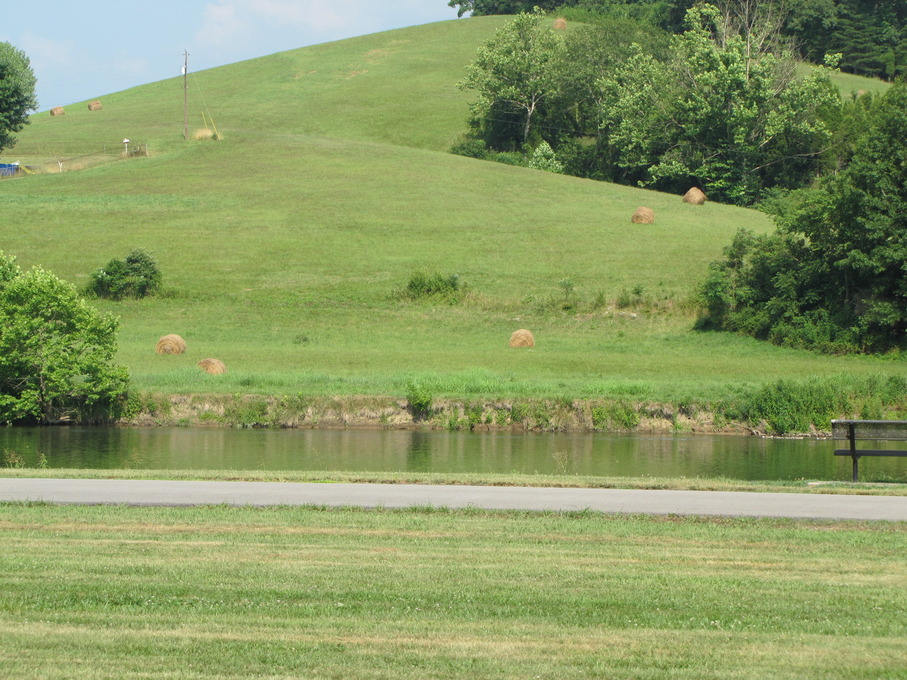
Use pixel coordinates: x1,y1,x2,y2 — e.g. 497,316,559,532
0,163,19,177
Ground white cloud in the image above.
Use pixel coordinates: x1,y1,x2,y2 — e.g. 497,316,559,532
246,0,312,25
18,31,81,72
194,2,245,48
113,57,152,80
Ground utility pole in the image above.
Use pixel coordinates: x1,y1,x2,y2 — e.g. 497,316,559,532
182,50,189,140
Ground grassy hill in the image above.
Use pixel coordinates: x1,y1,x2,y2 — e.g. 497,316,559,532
1,17,904,413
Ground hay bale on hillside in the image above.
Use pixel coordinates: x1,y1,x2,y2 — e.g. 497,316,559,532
88,100,102,111
682,187,707,205
198,358,227,375
155,334,187,355
553,17,567,29
510,329,535,348
193,128,214,140
631,206,655,224
50,106,65,116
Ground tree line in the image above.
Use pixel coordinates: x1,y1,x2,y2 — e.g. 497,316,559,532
449,0,907,81
455,4,843,205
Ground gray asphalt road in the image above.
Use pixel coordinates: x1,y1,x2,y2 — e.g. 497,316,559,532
1,478,906,520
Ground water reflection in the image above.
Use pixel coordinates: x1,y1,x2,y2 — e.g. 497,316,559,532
0,426,905,482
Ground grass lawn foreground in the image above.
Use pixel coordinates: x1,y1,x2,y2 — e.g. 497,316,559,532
0,503,905,679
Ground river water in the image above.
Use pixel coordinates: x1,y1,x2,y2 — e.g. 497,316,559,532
1,426,906,482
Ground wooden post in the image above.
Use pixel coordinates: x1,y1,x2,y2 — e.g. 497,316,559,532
183,51,189,140
848,421,858,482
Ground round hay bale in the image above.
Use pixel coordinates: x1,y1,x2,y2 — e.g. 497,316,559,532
155,334,187,355
631,206,655,224
197,358,227,375
683,187,707,205
50,106,65,116
553,17,567,29
193,128,214,140
88,100,102,111
510,329,535,348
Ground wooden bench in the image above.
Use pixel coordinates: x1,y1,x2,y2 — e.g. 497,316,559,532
832,419,907,482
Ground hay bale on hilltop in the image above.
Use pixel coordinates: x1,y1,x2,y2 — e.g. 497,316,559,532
50,106,65,116
198,358,227,375
156,334,187,355
510,329,535,348
553,17,567,29
631,206,655,224
88,100,102,111
193,128,214,140
683,187,707,205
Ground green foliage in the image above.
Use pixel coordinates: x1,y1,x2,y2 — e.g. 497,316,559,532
87,249,162,300
459,9,566,146
700,80,907,353
0,252,130,424
527,141,563,173
600,4,839,205
448,0,563,18
223,396,271,428
400,269,464,303
719,374,906,434
406,381,434,419
591,400,640,430
0,42,37,154
743,378,844,434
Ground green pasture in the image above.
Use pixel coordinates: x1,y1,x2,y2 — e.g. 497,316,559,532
0,503,904,679
1,17,904,405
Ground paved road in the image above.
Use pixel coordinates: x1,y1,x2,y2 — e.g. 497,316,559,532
1,478,906,521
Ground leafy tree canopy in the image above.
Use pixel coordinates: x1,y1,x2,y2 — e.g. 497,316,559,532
459,9,566,146
599,3,839,204
0,253,130,424
698,80,907,353
0,42,37,154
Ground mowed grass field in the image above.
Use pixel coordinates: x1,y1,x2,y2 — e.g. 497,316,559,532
2,17,904,403
0,504,905,679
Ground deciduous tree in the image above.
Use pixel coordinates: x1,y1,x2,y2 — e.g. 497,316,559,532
0,42,37,153
599,3,839,204
698,81,907,353
0,253,130,424
459,9,565,147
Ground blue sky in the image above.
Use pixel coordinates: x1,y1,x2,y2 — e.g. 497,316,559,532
4,1,460,111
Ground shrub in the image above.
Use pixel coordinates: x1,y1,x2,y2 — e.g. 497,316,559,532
0,252,130,424
400,270,465,304
527,141,564,173
406,381,433,419
591,401,640,430
87,249,162,300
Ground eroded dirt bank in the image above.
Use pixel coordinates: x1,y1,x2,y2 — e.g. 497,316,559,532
124,393,799,437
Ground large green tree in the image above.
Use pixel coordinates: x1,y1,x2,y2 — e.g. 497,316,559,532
598,3,839,204
0,253,130,424
459,9,566,147
698,80,907,353
0,42,37,154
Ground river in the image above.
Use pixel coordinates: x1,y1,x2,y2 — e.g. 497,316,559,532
2,426,906,481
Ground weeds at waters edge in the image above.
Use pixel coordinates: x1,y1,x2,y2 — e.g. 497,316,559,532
121,373,907,435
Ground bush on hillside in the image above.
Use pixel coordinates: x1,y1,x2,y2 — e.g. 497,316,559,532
400,270,465,304
87,249,162,300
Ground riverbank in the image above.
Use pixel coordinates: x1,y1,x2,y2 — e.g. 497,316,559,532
127,393,785,435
